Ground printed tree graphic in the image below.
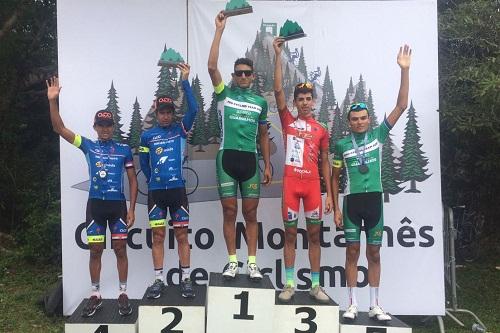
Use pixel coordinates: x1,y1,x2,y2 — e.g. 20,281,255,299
399,101,431,192
297,47,308,79
381,133,404,202
318,66,335,125
283,63,293,101
206,92,221,144
353,74,366,103
366,89,379,129
128,97,143,151
106,81,126,143
189,75,208,151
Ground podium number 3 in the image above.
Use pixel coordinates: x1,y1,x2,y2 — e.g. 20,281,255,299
161,307,183,333
233,291,254,320
295,307,317,333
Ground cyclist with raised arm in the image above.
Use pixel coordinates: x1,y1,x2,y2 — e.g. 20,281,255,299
208,11,272,281
273,37,333,303
331,45,412,321
47,77,138,317
139,63,198,299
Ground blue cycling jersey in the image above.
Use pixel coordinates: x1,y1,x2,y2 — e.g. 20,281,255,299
139,80,198,190
73,135,134,200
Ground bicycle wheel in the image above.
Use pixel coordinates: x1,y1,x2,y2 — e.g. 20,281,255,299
182,167,199,195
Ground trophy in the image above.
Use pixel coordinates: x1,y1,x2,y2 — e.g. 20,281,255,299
279,20,306,41
157,48,184,67
222,0,253,17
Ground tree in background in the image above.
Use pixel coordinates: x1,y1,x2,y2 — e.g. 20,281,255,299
366,89,379,129
106,81,127,142
297,46,308,79
206,92,221,144
399,102,431,193
189,75,208,151
381,133,404,202
128,97,143,151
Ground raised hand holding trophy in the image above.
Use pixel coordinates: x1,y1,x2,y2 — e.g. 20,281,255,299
157,47,184,67
222,0,253,17
279,20,307,41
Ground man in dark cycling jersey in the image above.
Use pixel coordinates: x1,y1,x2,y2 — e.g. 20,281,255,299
331,45,412,321
273,37,333,303
139,63,198,299
208,11,272,281
47,77,138,317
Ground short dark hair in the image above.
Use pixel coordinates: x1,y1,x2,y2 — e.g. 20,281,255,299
234,58,253,71
293,82,315,100
347,108,369,120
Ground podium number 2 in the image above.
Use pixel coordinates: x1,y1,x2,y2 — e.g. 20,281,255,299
161,307,183,333
233,291,254,320
94,325,108,333
295,307,317,333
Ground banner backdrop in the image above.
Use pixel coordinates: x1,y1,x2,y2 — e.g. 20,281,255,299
58,0,443,316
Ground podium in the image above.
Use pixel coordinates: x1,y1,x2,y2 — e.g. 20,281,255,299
206,273,275,333
340,312,412,333
138,284,206,333
274,291,340,333
65,298,139,333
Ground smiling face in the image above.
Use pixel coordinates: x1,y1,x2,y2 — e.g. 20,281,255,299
94,123,114,141
348,109,371,133
156,108,175,127
294,92,315,119
232,64,255,89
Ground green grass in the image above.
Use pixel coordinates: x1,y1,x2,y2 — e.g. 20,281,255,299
0,249,498,333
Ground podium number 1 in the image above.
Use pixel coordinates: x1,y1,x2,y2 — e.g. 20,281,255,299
161,307,183,333
233,291,254,320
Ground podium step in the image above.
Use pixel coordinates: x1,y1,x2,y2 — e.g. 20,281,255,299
206,272,275,333
65,298,139,333
138,284,206,333
340,311,412,333
274,290,340,333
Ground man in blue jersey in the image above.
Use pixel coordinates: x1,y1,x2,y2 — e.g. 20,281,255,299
47,77,138,317
139,63,198,299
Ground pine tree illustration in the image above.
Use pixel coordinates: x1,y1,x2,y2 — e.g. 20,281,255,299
292,70,299,87
297,47,308,80
128,97,143,151
381,133,404,202
252,71,265,96
106,81,126,142
283,63,293,101
318,67,331,125
400,101,431,192
330,104,343,154
366,89,379,129
206,92,221,144
340,89,352,136
189,75,208,151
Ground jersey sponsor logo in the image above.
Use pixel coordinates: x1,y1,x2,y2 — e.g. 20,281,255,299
293,167,311,174
343,140,380,159
225,97,263,114
157,156,169,164
247,183,258,190
156,147,163,155
96,112,112,119
95,161,103,167
153,135,161,140
220,182,234,187
168,175,179,181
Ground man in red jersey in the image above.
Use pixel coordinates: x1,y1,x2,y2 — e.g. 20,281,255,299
273,37,333,303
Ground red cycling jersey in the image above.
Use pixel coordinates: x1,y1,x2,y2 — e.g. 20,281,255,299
280,107,329,180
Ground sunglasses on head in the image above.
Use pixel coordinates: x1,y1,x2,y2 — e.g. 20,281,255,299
349,102,368,111
234,70,253,77
295,82,313,89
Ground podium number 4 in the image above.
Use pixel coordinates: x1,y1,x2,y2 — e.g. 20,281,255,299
161,307,183,333
94,325,108,333
233,291,254,320
295,307,317,333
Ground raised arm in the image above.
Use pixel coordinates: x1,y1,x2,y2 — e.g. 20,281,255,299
46,76,75,144
386,45,411,127
273,37,287,112
207,11,227,87
178,63,198,131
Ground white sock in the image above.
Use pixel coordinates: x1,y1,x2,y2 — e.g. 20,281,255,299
370,286,379,308
181,266,191,281
154,268,164,282
91,282,100,297
119,281,127,294
348,287,358,306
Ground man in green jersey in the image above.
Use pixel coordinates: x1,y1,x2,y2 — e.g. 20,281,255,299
208,11,272,281
332,45,412,321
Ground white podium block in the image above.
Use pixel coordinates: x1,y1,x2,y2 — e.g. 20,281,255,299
340,312,412,333
206,272,275,333
65,299,139,333
274,290,340,333
138,284,206,333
